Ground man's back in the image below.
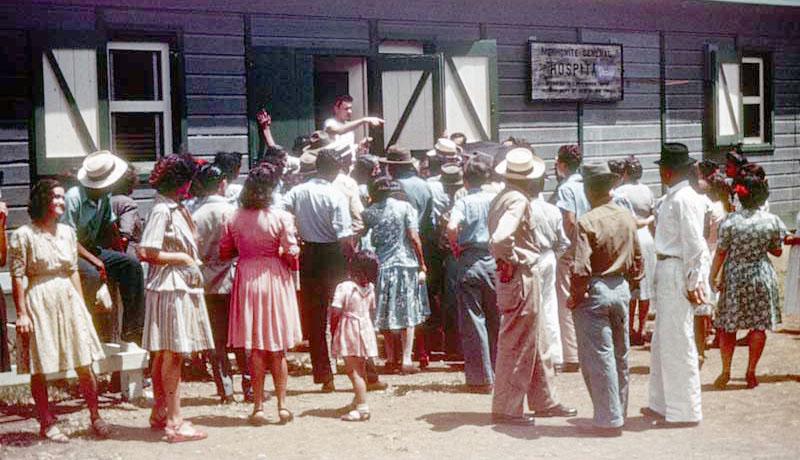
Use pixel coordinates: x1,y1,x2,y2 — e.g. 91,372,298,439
572,203,640,279
283,177,352,243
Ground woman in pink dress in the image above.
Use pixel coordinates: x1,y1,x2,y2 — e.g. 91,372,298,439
220,164,302,425
330,250,380,422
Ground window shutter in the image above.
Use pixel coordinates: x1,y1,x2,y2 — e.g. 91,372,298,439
706,43,742,148
32,33,108,176
247,48,315,164
440,40,499,142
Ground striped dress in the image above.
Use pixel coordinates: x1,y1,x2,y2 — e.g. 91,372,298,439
141,194,215,353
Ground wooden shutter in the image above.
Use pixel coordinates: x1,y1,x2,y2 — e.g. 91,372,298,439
32,33,108,176
441,40,499,142
247,48,314,164
706,43,742,148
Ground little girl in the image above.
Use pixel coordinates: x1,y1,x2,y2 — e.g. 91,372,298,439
330,250,380,422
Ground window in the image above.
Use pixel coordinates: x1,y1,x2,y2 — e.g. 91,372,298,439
741,57,764,144
107,42,173,164
707,44,772,150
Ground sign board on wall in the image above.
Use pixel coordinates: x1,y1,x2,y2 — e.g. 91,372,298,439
529,41,623,102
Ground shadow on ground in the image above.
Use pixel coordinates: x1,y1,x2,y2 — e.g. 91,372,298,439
416,412,659,438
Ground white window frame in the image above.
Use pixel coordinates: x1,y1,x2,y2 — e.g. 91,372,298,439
106,41,173,165
741,56,764,145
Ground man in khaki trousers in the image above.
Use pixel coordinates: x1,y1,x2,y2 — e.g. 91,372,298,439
488,147,576,426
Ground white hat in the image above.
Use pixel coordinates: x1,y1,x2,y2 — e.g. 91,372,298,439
77,150,128,189
494,148,546,180
427,138,460,157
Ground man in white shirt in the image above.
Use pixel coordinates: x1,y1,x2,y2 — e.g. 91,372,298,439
644,143,708,427
323,95,384,157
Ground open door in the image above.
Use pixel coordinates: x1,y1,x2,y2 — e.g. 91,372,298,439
369,54,443,155
247,48,315,164
440,40,499,143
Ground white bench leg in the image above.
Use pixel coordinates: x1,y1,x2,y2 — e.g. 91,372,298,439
120,368,144,401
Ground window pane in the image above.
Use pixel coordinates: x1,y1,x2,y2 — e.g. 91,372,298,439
112,113,163,161
743,104,761,139
741,62,760,97
110,49,163,101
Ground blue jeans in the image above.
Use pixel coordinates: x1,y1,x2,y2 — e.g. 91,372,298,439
571,275,630,428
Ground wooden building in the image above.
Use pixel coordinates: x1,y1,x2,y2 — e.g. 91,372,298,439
1,0,800,230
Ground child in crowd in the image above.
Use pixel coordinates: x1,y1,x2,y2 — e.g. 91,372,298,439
330,250,380,422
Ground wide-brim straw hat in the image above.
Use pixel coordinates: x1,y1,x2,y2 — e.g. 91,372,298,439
441,164,464,186
427,137,460,157
494,147,545,180
77,150,128,189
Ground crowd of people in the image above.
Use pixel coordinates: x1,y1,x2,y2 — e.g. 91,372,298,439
1,93,799,442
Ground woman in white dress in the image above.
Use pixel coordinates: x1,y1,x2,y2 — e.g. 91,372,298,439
139,154,215,443
784,212,800,318
615,156,656,345
9,179,109,442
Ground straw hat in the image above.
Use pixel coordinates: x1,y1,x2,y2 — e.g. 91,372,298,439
77,150,128,189
427,138,460,157
494,148,545,180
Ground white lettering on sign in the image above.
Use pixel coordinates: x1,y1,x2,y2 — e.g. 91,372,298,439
530,42,623,102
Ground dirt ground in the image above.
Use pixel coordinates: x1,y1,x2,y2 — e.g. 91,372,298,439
0,320,798,460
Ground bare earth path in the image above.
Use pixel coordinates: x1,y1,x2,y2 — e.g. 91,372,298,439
1,320,799,460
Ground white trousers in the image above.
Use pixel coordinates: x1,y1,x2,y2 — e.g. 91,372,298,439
556,257,579,364
539,249,563,365
648,259,703,423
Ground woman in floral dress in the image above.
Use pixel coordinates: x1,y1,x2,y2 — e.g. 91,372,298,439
710,164,785,389
362,177,429,374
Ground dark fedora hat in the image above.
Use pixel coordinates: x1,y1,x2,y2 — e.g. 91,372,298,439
581,161,619,183
380,146,414,164
655,142,696,167
441,164,464,186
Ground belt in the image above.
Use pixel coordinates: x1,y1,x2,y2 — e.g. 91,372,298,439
656,253,680,261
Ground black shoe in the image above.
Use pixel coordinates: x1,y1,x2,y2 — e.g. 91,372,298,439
491,414,536,426
639,407,665,420
534,404,577,418
367,381,388,392
220,395,235,405
578,425,623,437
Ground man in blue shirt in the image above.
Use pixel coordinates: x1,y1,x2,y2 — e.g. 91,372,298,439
283,148,353,392
446,156,499,393
553,145,589,373
62,150,145,344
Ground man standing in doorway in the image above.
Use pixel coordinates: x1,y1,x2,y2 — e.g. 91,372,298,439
567,161,643,437
553,144,589,373
644,142,708,427
488,147,576,426
323,95,384,157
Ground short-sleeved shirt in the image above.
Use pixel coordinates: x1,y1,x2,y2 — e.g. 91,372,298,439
615,182,655,220
394,171,433,231
140,194,204,294
333,173,364,233
362,197,420,268
324,118,356,156
449,188,497,249
191,195,237,294
282,177,353,243
570,202,642,280
531,196,571,255
61,186,117,251
555,173,590,219
111,194,143,243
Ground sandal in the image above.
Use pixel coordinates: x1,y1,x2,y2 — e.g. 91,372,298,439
341,409,370,422
713,371,730,390
91,418,112,438
277,408,294,425
149,407,167,430
41,424,69,443
163,421,208,443
248,410,269,426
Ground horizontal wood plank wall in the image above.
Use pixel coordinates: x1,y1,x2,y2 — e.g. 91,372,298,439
486,25,579,194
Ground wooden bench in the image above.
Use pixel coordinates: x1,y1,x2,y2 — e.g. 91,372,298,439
1,272,149,401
